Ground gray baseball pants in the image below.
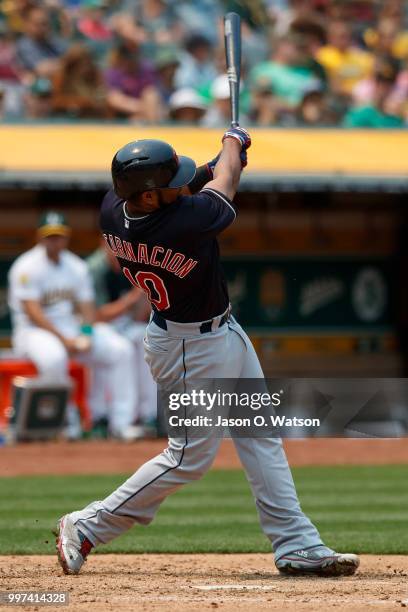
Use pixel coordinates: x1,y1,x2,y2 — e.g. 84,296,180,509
71,312,323,559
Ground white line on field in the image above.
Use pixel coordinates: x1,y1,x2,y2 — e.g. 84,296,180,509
195,585,276,591
192,588,408,605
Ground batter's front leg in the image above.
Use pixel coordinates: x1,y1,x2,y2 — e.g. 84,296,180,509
228,319,323,559
70,433,222,546
233,436,322,558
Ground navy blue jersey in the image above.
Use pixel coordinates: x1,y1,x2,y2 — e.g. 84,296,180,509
99,187,237,322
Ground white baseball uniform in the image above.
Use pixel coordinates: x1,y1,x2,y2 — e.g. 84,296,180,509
8,244,136,435
86,248,157,425
112,318,157,424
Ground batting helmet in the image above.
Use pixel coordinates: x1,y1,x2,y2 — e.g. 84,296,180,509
111,139,196,200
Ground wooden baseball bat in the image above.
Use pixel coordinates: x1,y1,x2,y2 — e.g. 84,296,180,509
224,12,241,128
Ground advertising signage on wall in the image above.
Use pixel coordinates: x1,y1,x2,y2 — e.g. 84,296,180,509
222,257,394,332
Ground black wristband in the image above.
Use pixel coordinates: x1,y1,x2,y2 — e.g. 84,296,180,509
188,164,213,194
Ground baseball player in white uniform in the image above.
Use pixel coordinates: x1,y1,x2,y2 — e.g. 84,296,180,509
87,242,157,431
8,211,138,440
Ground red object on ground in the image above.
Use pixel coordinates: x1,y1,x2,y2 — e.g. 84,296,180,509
0,359,91,430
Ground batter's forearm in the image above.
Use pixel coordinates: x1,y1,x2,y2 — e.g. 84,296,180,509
205,139,242,200
214,139,242,185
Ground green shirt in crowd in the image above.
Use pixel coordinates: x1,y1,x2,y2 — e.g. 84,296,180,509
343,105,404,128
250,61,320,107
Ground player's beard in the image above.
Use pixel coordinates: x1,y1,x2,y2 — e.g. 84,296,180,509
157,190,179,209
157,191,167,209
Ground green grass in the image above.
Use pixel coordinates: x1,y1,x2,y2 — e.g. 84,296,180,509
0,465,407,555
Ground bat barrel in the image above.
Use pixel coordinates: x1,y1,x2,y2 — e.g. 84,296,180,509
224,12,241,128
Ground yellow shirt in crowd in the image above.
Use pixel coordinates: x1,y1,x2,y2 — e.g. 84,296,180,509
317,46,374,94
364,28,408,61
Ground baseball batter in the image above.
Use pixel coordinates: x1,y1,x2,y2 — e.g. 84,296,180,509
56,129,359,576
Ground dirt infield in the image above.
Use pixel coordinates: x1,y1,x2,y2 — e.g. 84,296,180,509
0,438,407,477
1,554,407,611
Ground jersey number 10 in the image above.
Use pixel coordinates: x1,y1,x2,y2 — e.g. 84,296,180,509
123,267,170,311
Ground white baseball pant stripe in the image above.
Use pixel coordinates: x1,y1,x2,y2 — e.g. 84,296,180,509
70,314,323,559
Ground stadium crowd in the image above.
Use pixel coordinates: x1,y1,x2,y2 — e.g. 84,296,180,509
0,0,408,127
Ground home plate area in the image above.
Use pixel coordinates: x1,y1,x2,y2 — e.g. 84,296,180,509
1,554,407,611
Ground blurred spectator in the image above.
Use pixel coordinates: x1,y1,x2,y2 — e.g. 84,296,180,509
0,22,18,77
0,82,4,119
317,19,373,95
344,65,404,128
364,18,408,62
378,0,408,30
154,45,180,104
241,20,270,71
294,89,339,126
0,0,37,35
110,11,146,49
249,82,280,126
0,23,25,118
291,16,327,52
46,0,73,40
105,42,161,122
202,74,248,127
250,33,323,112
1,0,71,37
74,0,113,62
267,0,324,37
168,88,206,124
174,0,220,45
296,89,324,125
133,0,182,57
352,55,408,114
325,0,356,22
291,17,328,85
24,77,53,118
175,33,217,90
52,44,109,118
15,5,67,80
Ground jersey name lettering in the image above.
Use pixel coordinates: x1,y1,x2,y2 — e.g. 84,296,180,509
40,288,76,306
103,233,198,279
